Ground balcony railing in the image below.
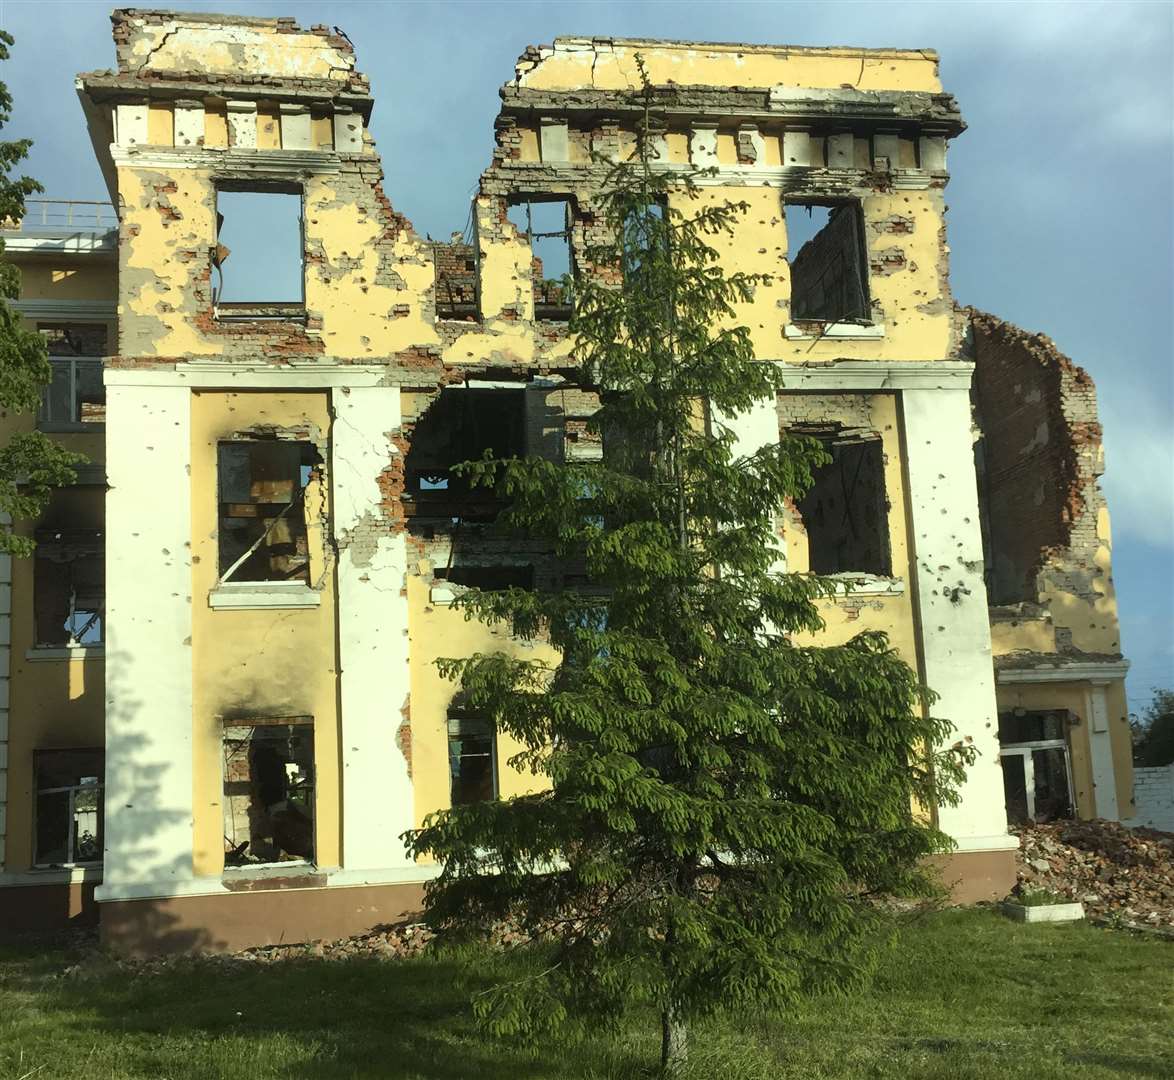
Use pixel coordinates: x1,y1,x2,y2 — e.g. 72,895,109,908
9,199,117,232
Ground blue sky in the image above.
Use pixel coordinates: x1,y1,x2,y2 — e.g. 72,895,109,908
3,0,1171,708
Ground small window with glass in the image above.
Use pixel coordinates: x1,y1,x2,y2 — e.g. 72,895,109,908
34,749,104,867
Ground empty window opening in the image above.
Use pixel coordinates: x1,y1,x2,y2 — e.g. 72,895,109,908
213,187,304,313
433,236,478,321
223,721,315,867
508,198,574,320
38,324,107,427
998,710,1074,825
404,389,525,521
436,564,534,591
34,749,103,867
34,529,104,646
217,439,321,584
795,432,891,576
448,714,497,806
785,202,870,323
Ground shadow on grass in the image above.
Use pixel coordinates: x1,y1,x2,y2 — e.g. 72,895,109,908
5,942,588,1080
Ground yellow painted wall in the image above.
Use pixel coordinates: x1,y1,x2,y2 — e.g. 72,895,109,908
518,41,942,94
147,103,174,146
11,261,116,303
188,391,340,876
408,575,554,827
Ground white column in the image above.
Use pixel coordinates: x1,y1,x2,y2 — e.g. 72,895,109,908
827,133,855,169
331,386,414,873
539,117,569,162
1087,682,1120,820
332,108,362,154
97,385,195,895
901,386,1015,851
782,130,813,167
689,123,719,168
173,100,205,149
226,101,258,149
279,103,312,150
718,396,786,574
115,102,149,148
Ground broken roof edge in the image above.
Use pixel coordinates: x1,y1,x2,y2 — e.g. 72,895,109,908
111,7,354,45
545,36,939,60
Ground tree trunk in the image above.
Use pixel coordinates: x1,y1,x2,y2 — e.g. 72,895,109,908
661,1006,688,1076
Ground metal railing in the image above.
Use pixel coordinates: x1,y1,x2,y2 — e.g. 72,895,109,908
12,199,117,231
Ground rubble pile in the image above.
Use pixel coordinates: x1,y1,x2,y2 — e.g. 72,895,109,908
1015,819,1174,929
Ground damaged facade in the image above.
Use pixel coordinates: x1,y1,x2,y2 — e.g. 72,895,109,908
0,10,1133,950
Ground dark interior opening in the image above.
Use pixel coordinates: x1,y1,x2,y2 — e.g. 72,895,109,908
785,202,870,323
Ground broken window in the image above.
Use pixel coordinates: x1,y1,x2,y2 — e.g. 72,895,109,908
435,564,534,590
448,714,497,806
223,720,315,867
507,197,574,320
794,431,891,576
433,236,478,320
217,439,320,583
34,529,104,646
213,186,304,316
785,202,870,322
998,710,1074,824
34,749,103,867
37,324,107,427
404,389,525,521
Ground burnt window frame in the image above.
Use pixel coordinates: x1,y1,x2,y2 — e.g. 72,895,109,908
33,528,104,648
215,437,321,586
997,710,1076,825
447,712,498,807
792,428,893,578
212,180,307,322
221,718,317,870
33,748,104,868
507,194,576,321
783,198,872,326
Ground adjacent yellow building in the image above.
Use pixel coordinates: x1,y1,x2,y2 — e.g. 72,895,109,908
0,10,1133,952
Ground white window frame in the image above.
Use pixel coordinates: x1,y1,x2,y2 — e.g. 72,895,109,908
999,738,1075,822
39,355,105,431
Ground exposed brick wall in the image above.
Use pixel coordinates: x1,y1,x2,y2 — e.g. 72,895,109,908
432,239,478,320
971,309,1119,655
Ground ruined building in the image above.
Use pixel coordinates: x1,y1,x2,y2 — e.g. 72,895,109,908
0,10,1134,951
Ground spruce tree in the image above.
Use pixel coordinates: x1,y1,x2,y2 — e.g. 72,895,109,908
407,71,974,1075
0,31,82,555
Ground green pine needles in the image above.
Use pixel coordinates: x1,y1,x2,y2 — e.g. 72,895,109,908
406,68,974,1076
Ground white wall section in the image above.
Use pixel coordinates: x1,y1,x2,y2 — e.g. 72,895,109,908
331,385,415,872
96,384,196,896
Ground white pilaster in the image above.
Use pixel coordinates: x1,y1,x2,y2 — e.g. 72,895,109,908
782,130,813,167
717,396,786,574
332,108,362,154
279,103,312,150
539,117,569,162
226,101,258,149
827,133,855,169
115,103,149,148
1087,682,1120,819
901,385,1014,850
689,123,719,168
873,133,901,171
331,386,414,872
173,100,204,149
919,136,947,172
97,385,195,895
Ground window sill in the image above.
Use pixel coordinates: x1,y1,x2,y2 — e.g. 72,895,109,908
37,422,106,434
213,302,307,323
824,574,905,596
25,645,105,662
209,582,321,610
785,322,885,341
1,866,103,886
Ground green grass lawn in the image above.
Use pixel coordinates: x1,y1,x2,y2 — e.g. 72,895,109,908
1,909,1170,1079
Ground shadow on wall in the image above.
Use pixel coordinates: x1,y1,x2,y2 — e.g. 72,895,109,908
99,647,222,955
